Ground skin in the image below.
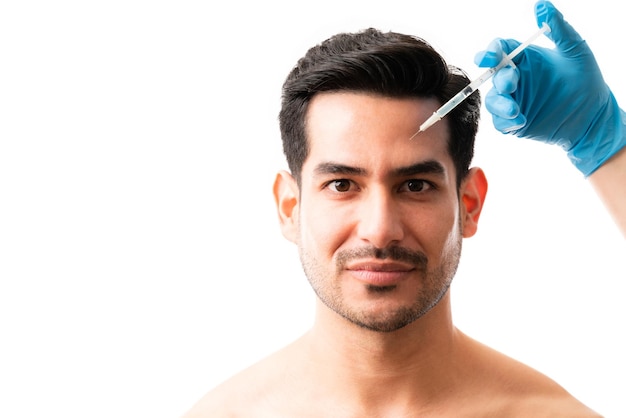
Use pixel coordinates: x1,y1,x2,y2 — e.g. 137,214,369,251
589,146,626,237
182,93,601,417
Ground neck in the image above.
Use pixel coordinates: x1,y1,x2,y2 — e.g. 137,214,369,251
301,291,461,408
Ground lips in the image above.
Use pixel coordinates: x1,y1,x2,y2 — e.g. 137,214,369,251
345,261,415,287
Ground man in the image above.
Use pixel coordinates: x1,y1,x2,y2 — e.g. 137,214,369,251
183,1,623,416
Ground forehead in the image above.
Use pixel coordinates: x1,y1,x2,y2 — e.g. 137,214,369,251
303,92,454,178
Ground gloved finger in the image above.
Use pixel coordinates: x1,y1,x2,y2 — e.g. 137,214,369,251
484,89,520,119
476,38,524,68
535,0,584,52
493,113,527,134
496,39,524,60
484,89,527,133
474,39,505,68
492,66,519,94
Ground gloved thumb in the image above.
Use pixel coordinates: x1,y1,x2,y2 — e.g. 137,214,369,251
535,1,583,52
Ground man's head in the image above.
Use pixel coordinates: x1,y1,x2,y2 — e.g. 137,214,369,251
274,29,487,333
279,28,481,188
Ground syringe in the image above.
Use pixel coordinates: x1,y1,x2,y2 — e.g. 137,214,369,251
410,22,551,139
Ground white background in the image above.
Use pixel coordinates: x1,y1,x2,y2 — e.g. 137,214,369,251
1,1,624,417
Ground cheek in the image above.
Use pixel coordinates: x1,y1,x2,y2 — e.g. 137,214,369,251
440,208,463,256
410,201,461,252
298,204,349,257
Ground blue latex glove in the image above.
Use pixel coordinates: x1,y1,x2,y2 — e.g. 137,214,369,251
474,0,626,176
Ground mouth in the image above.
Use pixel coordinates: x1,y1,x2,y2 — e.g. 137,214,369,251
337,246,428,288
346,261,415,287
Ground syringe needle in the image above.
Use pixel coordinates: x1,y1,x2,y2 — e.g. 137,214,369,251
411,22,551,138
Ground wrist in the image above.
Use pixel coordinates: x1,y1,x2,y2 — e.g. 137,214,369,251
567,95,626,177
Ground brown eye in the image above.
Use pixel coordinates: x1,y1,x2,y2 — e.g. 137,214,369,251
329,179,352,192
407,180,426,192
401,180,432,193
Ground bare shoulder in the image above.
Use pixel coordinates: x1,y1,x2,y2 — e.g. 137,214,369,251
459,333,602,417
180,344,297,418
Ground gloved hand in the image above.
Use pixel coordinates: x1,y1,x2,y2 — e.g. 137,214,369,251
474,0,626,176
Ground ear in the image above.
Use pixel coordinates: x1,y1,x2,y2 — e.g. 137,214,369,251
273,170,300,243
460,167,488,238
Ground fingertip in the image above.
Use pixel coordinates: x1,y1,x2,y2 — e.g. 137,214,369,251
534,1,553,29
474,39,503,67
485,90,520,119
534,0,583,48
535,1,560,40
492,112,527,134
499,117,527,134
493,66,519,95
474,50,498,68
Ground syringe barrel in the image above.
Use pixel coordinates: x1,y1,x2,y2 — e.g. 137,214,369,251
437,86,473,117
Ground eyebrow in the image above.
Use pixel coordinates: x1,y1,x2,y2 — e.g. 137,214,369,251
313,160,446,178
313,162,367,177
393,160,446,177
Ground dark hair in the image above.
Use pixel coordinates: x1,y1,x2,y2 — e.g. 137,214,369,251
279,28,480,187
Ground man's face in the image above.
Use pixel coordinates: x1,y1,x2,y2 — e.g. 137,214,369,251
276,92,482,333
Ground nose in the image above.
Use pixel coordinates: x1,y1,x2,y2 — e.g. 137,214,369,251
356,187,405,248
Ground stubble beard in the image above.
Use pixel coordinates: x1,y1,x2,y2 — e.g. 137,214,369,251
300,238,462,333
